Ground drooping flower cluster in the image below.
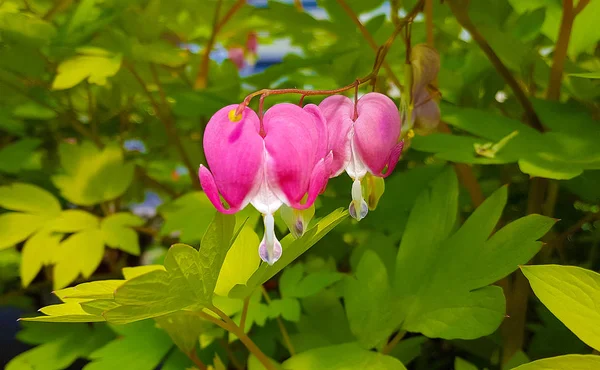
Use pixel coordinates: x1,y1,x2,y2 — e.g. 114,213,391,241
199,93,403,264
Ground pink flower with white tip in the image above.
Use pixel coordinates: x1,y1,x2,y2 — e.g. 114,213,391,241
319,92,403,221
199,103,332,265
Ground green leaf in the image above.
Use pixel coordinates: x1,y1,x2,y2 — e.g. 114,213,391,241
215,225,261,296
0,213,46,250
345,250,400,349
229,209,348,299
279,263,343,299
283,342,407,370
0,182,61,217
104,214,236,324
455,358,479,370
569,72,600,79
53,229,105,289
52,49,122,90
46,210,99,232
0,139,41,174
100,212,144,255
52,142,134,206
85,320,174,370
155,311,210,353
6,323,113,370
512,355,600,370
394,171,556,339
159,192,216,243
268,297,302,322
521,265,600,351
21,232,62,287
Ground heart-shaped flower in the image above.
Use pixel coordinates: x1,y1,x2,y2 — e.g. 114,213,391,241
319,92,403,220
199,103,331,264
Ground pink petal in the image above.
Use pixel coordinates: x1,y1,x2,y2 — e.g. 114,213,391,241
201,105,263,212
318,95,354,177
378,141,404,178
263,103,326,206
353,93,402,176
286,152,333,209
199,166,240,214
228,48,245,70
301,104,329,163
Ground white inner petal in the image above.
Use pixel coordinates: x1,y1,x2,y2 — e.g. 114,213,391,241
250,145,284,214
345,130,368,180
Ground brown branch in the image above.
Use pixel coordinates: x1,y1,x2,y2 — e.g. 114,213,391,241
194,0,246,89
574,0,590,15
195,0,223,89
127,64,200,189
43,0,73,20
188,350,208,370
336,0,403,90
425,0,434,46
446,0,544,132
382,330,406,355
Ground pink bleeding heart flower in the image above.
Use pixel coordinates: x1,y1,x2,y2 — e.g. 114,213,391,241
199,103,332,265
319,92,403,221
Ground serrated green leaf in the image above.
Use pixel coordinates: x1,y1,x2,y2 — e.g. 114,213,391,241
512,355,600,370
46,210,99,232
122,265,165,280
569,72,600,79
52,51,122,90
7,323,113,370
394,171,555,339
159,191,216,243
0,213,46,250
0,182,61,217
155,311,212,353
21,231,62,287
215,225,261,296
0,139,41,174
53,229,105,289
283,342,407,370
521,265,600,351
455,357,479,370
85,320,173,370
100,212,144,255
103,214,236,324
268,297,301,322
52,142,134,206
345,250,400,349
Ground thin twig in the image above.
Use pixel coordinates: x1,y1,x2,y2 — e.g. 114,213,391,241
240,296,250,332
382,330,406,355
188,350,208,370
336,0,404,89
127,64,200,189
261,286,296,355
194,0,246,89
206,307,277,370
446,0,544,132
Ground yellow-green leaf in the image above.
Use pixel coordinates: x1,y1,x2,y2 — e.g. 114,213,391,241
53,229,105,289
521,265,600,351
512,355,600,370
0,182,61,217
215,225,260,296
51,51,122,90
101,213,144,255
0,213,46,250
46,210,99,232
21,231,62,287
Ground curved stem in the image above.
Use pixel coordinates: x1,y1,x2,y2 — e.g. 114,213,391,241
208,307,278,370
446,0,544,132
382,330,406,355
235,0,425,116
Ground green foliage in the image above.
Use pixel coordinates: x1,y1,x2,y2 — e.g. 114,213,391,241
53,142,134,206
521,265,600,351
283,342,407,370
2,0,600,368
